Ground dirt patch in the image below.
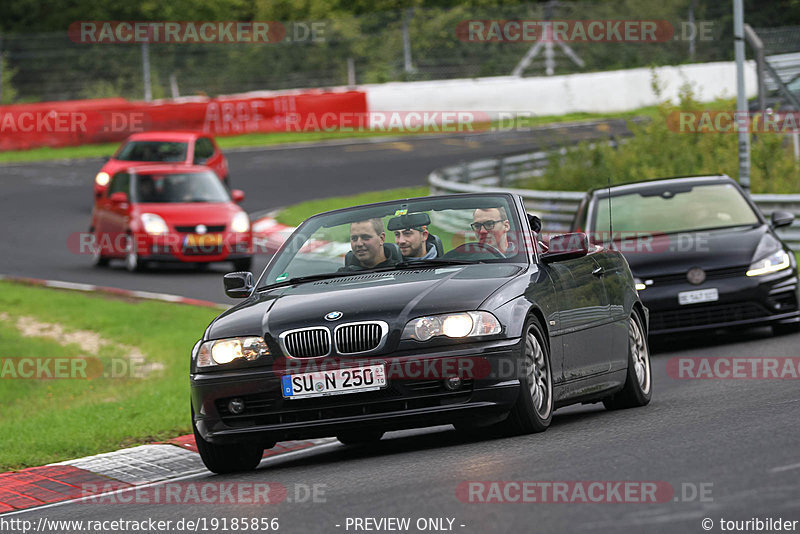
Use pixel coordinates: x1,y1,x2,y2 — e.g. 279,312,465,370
0,313,164,377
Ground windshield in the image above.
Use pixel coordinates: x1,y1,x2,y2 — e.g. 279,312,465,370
132,171,230,203
258,195,526,289
593,182,760,235
116,141,188,162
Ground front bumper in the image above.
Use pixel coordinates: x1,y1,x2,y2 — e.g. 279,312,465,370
191,338,521,444
640,268,799,334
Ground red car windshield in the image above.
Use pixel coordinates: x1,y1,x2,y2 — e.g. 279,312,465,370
116,141,188,162
132,172,229,203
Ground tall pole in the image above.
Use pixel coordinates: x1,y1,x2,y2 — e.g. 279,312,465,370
734,0,750,191
142,41,152,102
402,8,415,74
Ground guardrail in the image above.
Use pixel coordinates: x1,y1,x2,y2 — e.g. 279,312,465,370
428,141,800,250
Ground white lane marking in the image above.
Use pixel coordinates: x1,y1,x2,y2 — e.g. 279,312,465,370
769,462,800,473
3,441,341,517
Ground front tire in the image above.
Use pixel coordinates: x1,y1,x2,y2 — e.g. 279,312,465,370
192,417,264,474
336,430,384,445
90,230,109,267
124,235,145,272
500,317,553,435
603,311,652,410
773,322,800,336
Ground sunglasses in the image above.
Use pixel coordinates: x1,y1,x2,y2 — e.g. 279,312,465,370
470,219,505,231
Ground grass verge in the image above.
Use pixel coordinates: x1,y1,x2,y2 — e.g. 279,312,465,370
0,280,219,470
0,106,663,165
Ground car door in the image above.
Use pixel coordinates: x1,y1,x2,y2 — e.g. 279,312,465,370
545,252,612,381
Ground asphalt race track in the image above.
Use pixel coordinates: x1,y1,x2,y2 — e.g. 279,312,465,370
10,330,800,533
3,125,800,533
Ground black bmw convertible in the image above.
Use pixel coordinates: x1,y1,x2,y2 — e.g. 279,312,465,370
190,193,650,473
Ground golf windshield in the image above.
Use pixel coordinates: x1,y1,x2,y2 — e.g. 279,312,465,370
593,183,760,235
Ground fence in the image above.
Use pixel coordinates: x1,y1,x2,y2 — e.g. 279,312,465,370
428,131,800,250
0,2,740,104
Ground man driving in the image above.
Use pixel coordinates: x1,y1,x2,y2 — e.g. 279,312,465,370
471,207,515,255
340,218,399,271
392,217,437,260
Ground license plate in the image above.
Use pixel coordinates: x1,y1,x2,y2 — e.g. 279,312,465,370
282,364,387,399
678,288,719,305
184,234,222,247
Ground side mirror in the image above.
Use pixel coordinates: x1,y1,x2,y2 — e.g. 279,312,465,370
109,192,128,205
771,211,795,229
542,232,589,263
231,189,245,203
224,271,254,298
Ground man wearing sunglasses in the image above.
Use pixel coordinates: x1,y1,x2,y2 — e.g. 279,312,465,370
471,207,515,255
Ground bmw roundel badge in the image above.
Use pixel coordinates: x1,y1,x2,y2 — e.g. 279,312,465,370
325,311,343,321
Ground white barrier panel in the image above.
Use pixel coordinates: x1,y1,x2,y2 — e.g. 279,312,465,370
365,61,758,117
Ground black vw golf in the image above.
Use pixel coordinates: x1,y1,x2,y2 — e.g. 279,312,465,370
191,193,649,473
571,175,799,335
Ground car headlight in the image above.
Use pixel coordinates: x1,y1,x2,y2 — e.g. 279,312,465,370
196,336,270,367
746,249,791,277
95,172,110,186
402,311,501,341
634,278,646,291
141,213,168,235
231,212,250,233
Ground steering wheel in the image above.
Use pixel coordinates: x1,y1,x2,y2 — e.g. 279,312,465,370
445,242,505,258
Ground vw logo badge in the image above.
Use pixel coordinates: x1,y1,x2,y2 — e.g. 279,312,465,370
195,224,207,235
325,311,343,321
687,267,706,285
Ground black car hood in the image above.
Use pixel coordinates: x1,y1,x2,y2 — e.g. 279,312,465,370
622,224,767,277
207,264,523,340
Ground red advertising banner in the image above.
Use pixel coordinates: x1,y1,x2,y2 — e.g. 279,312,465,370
0,91,367,151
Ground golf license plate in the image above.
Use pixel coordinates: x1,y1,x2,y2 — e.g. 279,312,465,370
678,288,719,305
282,364,387,399
184,234,222,247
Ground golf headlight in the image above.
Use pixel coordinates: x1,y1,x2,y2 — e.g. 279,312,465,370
141,213,168,235
196,336,270,367
747,249,791,277
402,311,501,341
95,172,110,186
231,212,250,233
634,278,646,291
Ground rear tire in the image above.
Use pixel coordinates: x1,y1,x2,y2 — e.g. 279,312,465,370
336,430,384,445
499,317,553,435
192,417,264,474
603,311,652,410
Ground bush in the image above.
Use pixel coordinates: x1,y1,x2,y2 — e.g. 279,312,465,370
523,83,800,194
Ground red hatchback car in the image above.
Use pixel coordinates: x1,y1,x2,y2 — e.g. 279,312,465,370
90,164,252,272
94,132,230,198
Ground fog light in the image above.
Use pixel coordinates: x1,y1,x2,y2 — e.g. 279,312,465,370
228,398,245,414
444,377,462,391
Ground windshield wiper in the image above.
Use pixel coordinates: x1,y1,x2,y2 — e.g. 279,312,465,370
391,259,474,269
258,271,362,290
